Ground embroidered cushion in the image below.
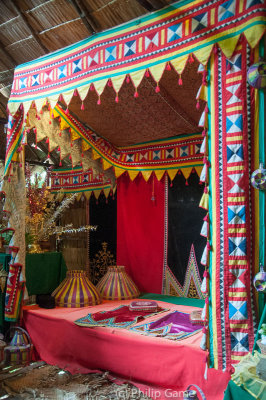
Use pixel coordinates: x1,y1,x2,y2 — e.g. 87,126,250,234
129,300,158,312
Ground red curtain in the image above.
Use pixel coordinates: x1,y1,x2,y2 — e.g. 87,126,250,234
117,173,165,294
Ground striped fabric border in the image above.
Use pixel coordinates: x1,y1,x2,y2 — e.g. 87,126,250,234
7,0,265,115
209,42,257,370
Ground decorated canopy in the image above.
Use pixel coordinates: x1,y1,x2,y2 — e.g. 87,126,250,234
1,0,266,373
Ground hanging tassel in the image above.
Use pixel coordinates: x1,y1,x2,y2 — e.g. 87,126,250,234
166,63,171,71
47,153,50,159
202,70,208,86
204,185,208,194
201,270,209,294
178,75,183,85
205,105,209,113
170,180,173,187
155,84,160,93
59,131,62,137
74,89,78,96
97,97,101,105
126,75,130,84
196,100,200,110
188,54,194,64
108,79,112,87
59,160,62,167
213,44,218,55
200,326,208,350
65,107,69,114
199,164,207,184
45,138,49,144
115,94,119,103
201,244,207,266
134,89,139,98
145,70,150,77
71,142,73,148
49,120,51,125
200,219,208,237
185,179,189,186
81,101,84,111
81,152,84,158
201,299,209,321
57,146,60,152
200,136,206,154
90,83,95,91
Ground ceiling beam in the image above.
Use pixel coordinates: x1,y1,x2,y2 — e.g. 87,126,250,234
135,0,155,12
148,0,166,10
68,0,97,35
10,0,49,53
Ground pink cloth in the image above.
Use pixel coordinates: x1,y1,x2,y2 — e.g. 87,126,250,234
117,174,165,293
23,300,230,399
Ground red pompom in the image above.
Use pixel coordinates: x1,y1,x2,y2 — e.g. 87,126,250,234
81,102,84,111
134,90,139,98
155,85,160,93
196,100,200,110
97,98,101,105
178,76,183,85
166,63,171,71
145,70,150,77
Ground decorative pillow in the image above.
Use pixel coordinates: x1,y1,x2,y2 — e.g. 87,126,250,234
189,310,204,325
129,300,158,312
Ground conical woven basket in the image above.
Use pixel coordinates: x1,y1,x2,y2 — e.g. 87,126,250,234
52,270,102,307
96,265,140,301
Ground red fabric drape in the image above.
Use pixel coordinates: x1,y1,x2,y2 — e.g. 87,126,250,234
117,173,165,294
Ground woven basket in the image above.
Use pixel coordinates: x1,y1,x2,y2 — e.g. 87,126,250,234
4,326,33,365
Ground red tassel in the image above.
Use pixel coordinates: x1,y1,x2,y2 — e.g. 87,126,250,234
58,117,61,123
46,138,49,144
185,179,189,186
108,79,112,87
207,241,211,251
205,297,209,304
203,270,209,278
115,95,119,103
59,131,62,137
126,76,130,84
49,120,51,125
203,214,209,222
80,161,83,167
65,108,69,114
213,44,218,54
8,177,11,183
58,146,60,152
40,109,43,114
189,54,194,63
71,142,73,147
202,129,206,137
202,70,208,86
155,84,160,93
134,90,139,98
178,75,183,85
74,89,78,96
205,105,209,113
196,100,200,110
81,153,84,158
59,160,62,166
90,83,95,91
145,70,150,77
47,153,50,159
37,115,40,120
97,97,101,105
81,102,84,110
204,186,208,194
69,154,72,160
170,181,173,187
166,63,171,71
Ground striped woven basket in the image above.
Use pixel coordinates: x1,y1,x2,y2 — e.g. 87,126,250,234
96,265,140,301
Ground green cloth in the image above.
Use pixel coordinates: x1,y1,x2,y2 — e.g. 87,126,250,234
0,253,11,334
25,252,67,296
224,381,255,400
139,293,205,308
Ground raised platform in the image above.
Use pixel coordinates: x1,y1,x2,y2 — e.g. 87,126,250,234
22,298,230,399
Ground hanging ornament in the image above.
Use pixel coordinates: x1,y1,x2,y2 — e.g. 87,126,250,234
253,264,266,293
251,163,266,190
247,61,266,89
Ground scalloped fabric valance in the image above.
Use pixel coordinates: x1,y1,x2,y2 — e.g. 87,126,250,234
8,0,266,116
